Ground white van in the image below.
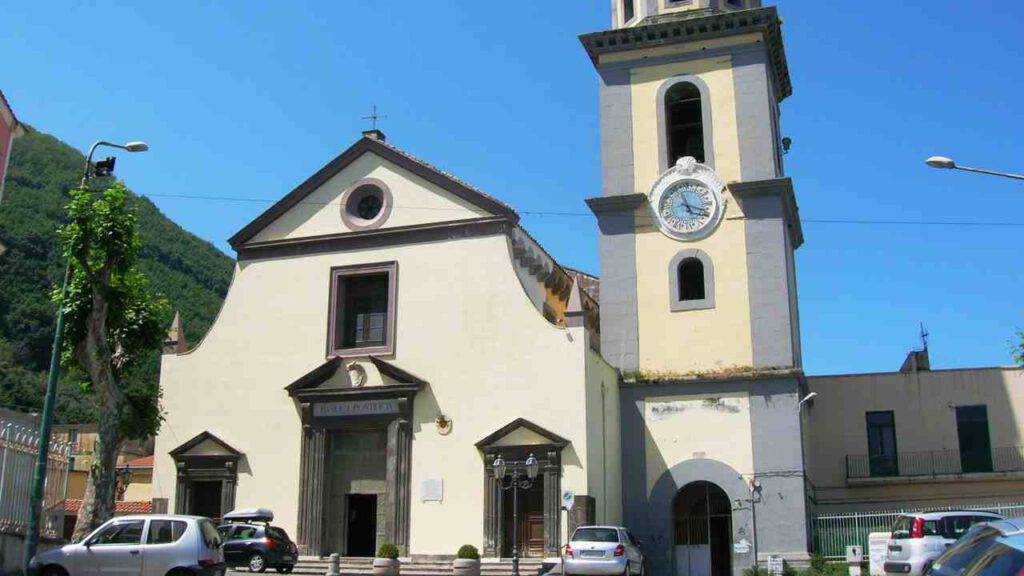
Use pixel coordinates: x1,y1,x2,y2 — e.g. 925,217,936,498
884,511,1003,575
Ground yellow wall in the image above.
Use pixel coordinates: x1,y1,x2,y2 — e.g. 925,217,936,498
154,229,609,555
805,367,1024,511
122,471,152,503
642,392,754,492
628,53,755,373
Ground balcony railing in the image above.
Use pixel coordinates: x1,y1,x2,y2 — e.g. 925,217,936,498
846,446,1024,480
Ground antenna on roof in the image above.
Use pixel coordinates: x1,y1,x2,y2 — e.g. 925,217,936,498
919,322,929,352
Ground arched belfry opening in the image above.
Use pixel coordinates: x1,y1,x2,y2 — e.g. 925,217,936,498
665,82,705,166
674,481,733,576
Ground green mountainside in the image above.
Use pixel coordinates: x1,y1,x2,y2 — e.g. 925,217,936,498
0,128,234,424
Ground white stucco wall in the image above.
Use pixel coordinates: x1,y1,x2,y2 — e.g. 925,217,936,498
154,228,609,554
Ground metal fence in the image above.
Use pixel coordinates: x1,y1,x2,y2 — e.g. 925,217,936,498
811,502,1024,559
0,420,71,539
847,447,1024,479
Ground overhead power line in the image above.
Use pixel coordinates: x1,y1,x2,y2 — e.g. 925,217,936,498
140,192,1024,228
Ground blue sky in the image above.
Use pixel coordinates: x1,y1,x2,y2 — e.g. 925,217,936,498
3,1,1022,375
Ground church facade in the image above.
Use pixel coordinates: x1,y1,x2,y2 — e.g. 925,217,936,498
154,1,819,575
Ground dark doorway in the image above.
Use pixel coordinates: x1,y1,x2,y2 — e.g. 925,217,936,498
190,481,223,521
866,411,898,477
674,481,732,576
346,494,378,557
501,480,545,558
957,405,993,473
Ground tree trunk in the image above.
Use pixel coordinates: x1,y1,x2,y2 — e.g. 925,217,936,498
70,276,124,542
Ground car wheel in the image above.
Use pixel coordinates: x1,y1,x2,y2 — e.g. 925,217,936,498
249,553,268,573
276,567,293,574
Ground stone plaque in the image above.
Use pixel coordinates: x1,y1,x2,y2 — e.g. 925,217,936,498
421,478,443,502
313,399,400,418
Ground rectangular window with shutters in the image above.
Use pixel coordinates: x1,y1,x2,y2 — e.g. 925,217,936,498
956,405,993,473
866,411,898,477
328,262,397,357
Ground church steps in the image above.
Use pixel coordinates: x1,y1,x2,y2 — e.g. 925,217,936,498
273,557,547,576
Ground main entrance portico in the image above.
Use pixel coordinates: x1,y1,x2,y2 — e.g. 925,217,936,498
287,356,420,557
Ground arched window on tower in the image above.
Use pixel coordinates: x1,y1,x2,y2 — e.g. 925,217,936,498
670,249,715,312
678,258,706,301
666,82,705,165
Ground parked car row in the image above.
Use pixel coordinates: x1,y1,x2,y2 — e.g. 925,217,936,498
29,508,297,576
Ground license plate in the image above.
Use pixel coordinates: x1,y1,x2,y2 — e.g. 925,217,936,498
582,551,605,558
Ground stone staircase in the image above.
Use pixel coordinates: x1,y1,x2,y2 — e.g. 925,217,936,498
251,557,549,576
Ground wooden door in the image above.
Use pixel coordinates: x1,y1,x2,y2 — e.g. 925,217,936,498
524,513,545,558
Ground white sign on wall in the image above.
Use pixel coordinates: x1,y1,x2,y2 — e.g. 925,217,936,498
768,555,784,576
562,490,575,511
421,478,443,502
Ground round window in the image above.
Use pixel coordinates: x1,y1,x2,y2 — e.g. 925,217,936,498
340,179,392,230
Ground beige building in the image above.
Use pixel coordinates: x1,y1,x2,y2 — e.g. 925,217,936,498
805,352,1024,513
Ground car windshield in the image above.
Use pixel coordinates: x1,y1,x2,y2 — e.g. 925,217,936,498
930,528,1001,576
573,528,619,543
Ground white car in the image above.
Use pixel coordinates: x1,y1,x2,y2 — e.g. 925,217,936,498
884,511,1003,576
564,526,645,576
30,514,225,576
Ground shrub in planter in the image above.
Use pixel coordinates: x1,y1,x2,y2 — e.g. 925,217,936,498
373,544,401,576
453,545,481,576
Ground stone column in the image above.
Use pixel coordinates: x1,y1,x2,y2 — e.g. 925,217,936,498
297,426,327,556
483,454,500,558
542,460,561,556
174,462,188,514
386,418,412,555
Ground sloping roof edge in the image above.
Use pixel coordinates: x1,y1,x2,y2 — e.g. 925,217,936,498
228,136,519,250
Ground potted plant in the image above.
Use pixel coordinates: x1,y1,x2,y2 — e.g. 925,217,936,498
373,543,401,576
453,545,480,576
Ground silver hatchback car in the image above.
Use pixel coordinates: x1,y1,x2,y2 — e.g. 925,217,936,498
30,514,225,576
564,526,646,576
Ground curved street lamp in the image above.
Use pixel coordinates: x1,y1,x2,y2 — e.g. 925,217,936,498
493,453,541,576
24,139,149,572
926,156,1024,181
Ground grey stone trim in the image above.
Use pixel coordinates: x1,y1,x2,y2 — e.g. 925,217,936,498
747,379,810,560
599,69,635,197
729,178,802,247
656,74,716,172
229,136,518,249
326,261,399,358
385,418,413,555
296,426,327,556
731,49,777,182
480,445,564,558
579,6,792,101
568,495,596,535
236,216,512,261
730,178,801,369
586,196,641,373
596,41,763,73
669,248,715,311
340,178,393,231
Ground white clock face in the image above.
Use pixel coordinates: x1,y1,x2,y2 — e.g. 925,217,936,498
649,157,726,242
659,180,718,237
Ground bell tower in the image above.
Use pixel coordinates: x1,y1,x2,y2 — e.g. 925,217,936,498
583,3,803,376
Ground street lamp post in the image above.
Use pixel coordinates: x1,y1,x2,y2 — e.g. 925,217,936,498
493,453,540,576
23,140,148,572
926,156,1024,181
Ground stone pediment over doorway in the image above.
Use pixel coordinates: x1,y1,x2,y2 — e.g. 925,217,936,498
475,418,570,452
169,431,243,459
285,356,426,427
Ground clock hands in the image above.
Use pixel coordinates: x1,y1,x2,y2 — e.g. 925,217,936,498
678,197,709,217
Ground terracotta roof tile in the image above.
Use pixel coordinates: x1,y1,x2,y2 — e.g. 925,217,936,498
64,499,152,514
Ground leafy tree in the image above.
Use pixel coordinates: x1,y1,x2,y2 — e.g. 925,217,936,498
0,128,233,425
57,183,169,540
1014,330,1023,366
